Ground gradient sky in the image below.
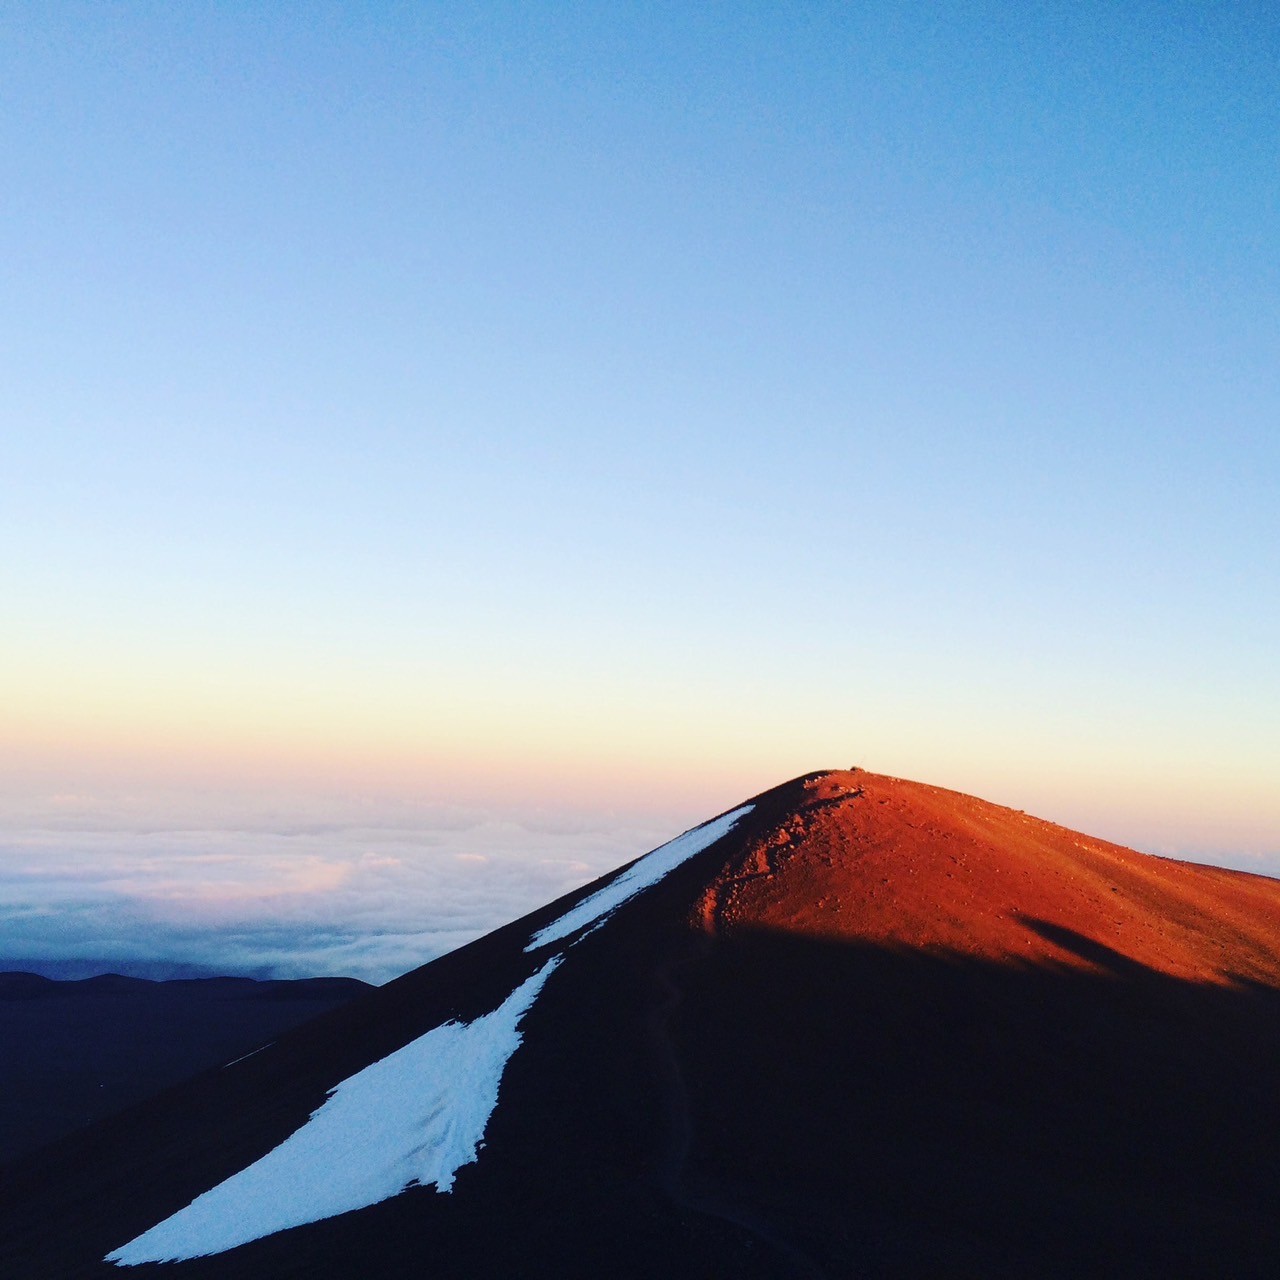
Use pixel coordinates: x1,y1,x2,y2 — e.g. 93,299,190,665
2,3,1277,979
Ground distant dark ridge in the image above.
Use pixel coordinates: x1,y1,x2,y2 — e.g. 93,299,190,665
0,973,372,1165
0,973,372,1001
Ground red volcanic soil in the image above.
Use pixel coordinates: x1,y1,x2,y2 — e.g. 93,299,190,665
696,770,1280,984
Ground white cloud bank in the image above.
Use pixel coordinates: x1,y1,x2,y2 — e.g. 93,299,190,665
0,791,684,983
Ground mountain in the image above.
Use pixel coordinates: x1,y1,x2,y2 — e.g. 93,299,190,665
4,768,1280,1278
0,974,371,1166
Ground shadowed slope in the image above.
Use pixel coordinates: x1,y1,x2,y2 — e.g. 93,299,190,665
668,931,1280,1277
3,770,1280,1279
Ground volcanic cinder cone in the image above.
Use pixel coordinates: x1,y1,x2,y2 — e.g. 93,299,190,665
5,769,1280,1279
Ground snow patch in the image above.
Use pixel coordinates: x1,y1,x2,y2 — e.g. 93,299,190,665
107,956,560,1265
526,805,753,952
107,804,752,1264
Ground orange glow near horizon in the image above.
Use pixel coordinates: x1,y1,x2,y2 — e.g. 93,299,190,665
4,699,1278,868
3,638,1277,862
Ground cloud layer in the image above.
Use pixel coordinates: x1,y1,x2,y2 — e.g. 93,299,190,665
0,790,679,984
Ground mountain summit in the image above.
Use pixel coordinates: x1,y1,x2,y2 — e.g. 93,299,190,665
5,769,1280,1278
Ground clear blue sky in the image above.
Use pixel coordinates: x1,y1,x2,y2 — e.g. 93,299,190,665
2,1,1278,976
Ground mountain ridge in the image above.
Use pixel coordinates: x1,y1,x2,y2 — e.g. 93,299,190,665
5,767,1280,1278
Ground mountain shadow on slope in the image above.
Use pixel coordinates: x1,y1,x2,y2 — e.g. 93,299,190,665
662,927,1280,1279
17,927,1279,1280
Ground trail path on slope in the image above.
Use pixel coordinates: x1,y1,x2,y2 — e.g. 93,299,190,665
647,795,853,1279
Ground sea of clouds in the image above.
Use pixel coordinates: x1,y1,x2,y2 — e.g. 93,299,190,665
0,789,680,985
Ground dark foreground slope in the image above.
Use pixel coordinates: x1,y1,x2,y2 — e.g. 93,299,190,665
4,770,1280,1279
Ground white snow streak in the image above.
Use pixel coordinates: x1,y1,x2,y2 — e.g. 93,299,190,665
525,805,753,953
107,957,560,1265
106,802,753,1264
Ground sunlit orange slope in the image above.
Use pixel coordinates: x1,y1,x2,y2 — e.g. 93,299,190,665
695,769,1280,985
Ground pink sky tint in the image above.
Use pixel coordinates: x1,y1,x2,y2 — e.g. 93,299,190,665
2,722,1277,872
